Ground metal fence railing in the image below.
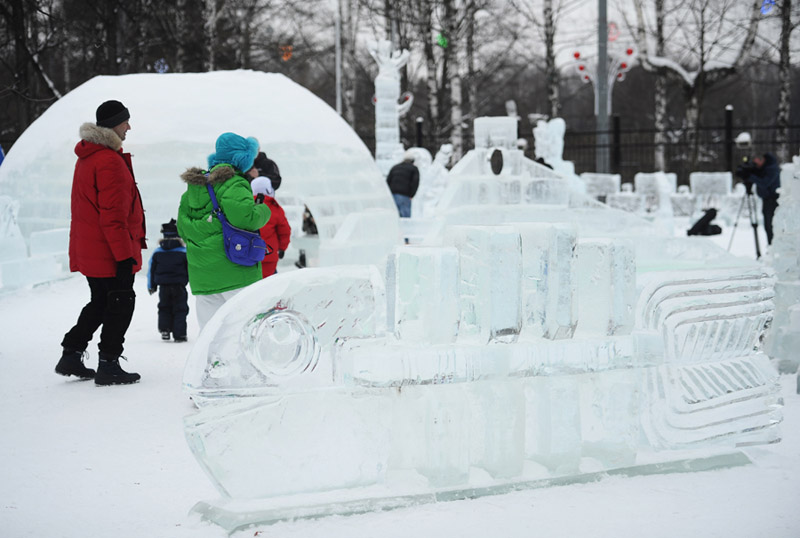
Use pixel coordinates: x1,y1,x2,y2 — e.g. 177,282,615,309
563,120,799,186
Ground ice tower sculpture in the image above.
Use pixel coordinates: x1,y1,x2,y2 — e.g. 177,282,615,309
368,40,413,176
182,116,782,533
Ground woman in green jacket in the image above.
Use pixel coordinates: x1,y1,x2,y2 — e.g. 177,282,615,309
177,132,271,329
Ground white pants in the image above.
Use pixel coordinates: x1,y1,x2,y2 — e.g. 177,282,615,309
195,289,242,330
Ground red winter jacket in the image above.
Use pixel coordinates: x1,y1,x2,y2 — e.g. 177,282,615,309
68,123,147,278
256,195,291,278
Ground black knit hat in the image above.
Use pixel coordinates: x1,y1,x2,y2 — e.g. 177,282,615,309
96,100,130,128
161,218,179,238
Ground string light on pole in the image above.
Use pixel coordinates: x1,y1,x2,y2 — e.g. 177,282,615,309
572,41,636,115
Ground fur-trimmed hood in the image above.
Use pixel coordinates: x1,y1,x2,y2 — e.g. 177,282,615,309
79,122,123,152
180,165,236,186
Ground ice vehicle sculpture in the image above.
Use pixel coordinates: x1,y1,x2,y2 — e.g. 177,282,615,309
183,116,782,532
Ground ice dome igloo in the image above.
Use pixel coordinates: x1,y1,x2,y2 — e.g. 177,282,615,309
0,71,398,288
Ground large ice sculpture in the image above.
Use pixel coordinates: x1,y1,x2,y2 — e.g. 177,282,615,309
183,117,782,533
0,71,398,287
764,157,800,373
368,40,413,176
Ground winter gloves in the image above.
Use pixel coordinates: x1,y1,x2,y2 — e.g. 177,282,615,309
116,258,137,280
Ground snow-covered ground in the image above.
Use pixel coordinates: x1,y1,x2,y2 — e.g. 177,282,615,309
1,219,798,538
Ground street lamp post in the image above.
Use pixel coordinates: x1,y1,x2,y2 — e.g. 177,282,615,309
597,0,608,173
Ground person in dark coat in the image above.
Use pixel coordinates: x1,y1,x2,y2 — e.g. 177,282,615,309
749,152,781,245
386,149,420,218
56,100,145,386
147,219,189,342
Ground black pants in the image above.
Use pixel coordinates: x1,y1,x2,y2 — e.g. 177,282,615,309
158,284,189,337
762,196,779,245
62,275,136,357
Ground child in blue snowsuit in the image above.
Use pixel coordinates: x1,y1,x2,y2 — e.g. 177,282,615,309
147,219,189,342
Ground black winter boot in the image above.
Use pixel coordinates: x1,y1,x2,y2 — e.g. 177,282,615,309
55,348,95,380
95,353,140,386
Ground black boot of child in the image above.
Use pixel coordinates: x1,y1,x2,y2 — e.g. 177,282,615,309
95,353,141,386
55,348,95,380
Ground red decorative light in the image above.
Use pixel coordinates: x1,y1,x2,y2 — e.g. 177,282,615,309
626,48,633,55
620,62,627,69
617,73,623,79
574,52,580,59
372,96,377,104
584,75,590,81
578,65,585,71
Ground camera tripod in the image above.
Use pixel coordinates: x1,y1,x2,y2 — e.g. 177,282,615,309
727,181,761,259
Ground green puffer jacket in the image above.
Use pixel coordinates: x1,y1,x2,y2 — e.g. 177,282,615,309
177,164,271,295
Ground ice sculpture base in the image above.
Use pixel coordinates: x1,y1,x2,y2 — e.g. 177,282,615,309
190,450,752,533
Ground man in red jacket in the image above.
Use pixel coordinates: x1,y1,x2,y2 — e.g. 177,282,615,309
55,100,147,386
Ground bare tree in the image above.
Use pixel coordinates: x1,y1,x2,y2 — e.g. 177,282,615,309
775,0,798,162
628,0,761,168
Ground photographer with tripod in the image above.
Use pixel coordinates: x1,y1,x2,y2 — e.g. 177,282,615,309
735,152,781,246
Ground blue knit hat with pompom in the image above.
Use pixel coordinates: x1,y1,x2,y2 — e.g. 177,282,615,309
207,132,259,173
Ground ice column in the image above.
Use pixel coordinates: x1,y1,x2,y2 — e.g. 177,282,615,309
444,225,522,343
574,238,636,337
515,222,577,340
386,246,460,343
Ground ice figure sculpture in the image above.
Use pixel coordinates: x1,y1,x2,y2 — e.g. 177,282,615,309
368,40,413,176
410,144,453,219
532,118,575,177
764,157,800,373
183,116,782,533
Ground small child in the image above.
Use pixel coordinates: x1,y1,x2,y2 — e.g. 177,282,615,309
147,219,189,342
251,174,291,278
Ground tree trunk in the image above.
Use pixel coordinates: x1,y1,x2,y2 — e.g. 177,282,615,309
238,9,252,69
465,0,477,149
341,0,358,128
653,0,666,171
776,0,792,162
444,0,463,161
421,0,440,146
9,0,30,129
544,0,559,118
204,0,221,71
